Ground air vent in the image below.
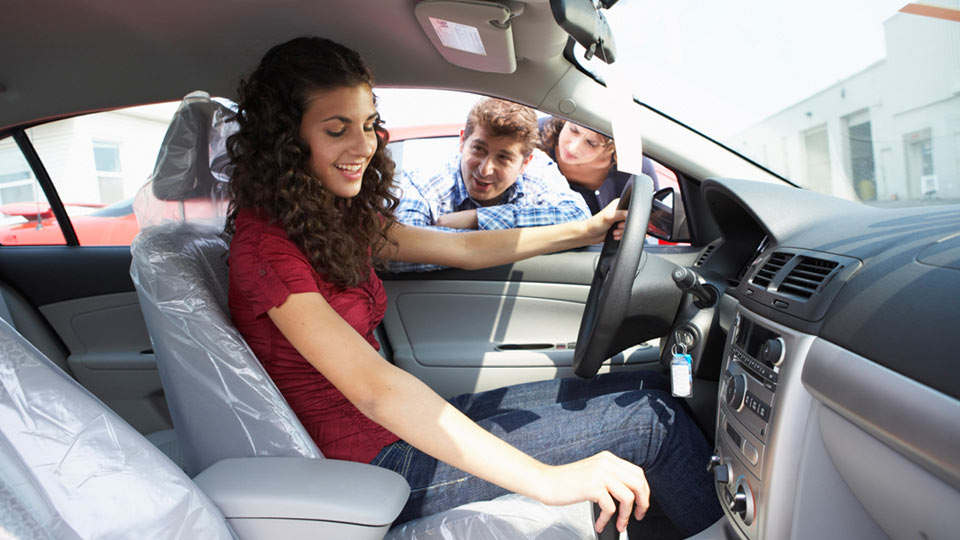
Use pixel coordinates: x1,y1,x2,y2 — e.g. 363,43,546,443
777,257,839,299
694,243,718,267
751,252,792,288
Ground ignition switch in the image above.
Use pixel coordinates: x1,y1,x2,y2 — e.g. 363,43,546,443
677,327,697,349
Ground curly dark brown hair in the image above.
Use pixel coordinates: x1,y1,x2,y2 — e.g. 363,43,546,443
538,117,617,169
224,36,398,288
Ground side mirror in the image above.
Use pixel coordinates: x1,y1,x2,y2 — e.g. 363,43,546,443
647,187,687,243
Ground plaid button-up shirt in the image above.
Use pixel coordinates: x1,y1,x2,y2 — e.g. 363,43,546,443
388,151,590,272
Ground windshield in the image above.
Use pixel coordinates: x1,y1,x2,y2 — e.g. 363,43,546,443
578,0,960,208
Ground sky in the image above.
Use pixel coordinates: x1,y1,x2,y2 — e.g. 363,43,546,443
377,0,911,140
604,0,909,138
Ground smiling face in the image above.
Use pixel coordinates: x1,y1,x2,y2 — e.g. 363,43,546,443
458,125,533,206
556,122,614,167
298,84,379,198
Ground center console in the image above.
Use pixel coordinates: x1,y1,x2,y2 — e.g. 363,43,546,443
710,307,815,540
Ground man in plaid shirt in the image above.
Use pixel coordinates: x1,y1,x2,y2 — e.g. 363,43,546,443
389,98,590,272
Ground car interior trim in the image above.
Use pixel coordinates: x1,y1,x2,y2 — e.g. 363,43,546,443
802,337,960,491
11,131,78,246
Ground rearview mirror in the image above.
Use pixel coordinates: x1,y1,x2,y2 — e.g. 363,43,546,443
647,187,686,243
549,0,616,63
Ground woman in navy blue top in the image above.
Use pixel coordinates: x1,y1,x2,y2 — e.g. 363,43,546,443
540,117,659,214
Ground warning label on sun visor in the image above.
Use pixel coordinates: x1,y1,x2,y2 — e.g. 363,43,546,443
429,17,487,56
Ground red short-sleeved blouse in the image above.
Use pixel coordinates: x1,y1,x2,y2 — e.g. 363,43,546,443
227,208,399,463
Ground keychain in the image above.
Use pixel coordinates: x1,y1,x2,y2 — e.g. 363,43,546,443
670,335,693,398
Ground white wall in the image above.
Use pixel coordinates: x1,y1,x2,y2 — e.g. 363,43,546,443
10,102,178,208
727,8,960,203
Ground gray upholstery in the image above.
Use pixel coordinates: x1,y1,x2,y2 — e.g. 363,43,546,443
0,318,233,539
0,285,69,374
0,281,186,469
130,224,322,476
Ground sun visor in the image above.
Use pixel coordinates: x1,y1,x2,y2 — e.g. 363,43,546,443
415,0,520,74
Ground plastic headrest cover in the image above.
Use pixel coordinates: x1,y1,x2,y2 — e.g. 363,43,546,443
150,91,233,201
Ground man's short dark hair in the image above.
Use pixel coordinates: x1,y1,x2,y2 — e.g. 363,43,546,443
463,98,539,157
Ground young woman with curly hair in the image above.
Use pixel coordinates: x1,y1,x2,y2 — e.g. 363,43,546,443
539,117,660,214
225,36,720,537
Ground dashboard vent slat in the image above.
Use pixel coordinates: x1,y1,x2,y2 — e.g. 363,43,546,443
777,256,839,299
751,252,792,288
694,242,718,267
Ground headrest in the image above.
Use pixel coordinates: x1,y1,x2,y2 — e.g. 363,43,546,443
150,91,235,201
133,92,236,231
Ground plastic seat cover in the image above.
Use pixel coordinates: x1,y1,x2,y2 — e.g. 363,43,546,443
0,318,234,539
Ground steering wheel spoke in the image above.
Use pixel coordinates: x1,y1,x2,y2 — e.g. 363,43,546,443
573,174,655,378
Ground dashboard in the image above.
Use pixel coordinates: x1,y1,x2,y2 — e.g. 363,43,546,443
675,178,960,540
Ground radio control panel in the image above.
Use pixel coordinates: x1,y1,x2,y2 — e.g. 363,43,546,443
714,309,804,539
722,313,782,442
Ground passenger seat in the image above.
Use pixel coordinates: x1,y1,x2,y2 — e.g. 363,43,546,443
0,280,185,469
0,317,233,539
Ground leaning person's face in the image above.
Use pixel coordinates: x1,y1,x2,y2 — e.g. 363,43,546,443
298,85,379,198
458,125,532,206
557,122,612,167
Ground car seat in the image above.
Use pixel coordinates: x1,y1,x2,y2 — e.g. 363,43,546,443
129,92,596,540
0,271,184,468
0,317,235,539
130,92,322,478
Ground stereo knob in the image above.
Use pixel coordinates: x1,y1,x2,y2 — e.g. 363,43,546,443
761,337,785,366
723,371,747,411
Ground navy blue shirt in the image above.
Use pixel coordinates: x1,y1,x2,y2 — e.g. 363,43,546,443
539,117,660,214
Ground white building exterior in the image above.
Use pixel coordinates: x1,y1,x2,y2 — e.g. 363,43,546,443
0,103,177,211
728,7,960,203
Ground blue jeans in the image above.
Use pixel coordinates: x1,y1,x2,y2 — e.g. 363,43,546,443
370,371,722,537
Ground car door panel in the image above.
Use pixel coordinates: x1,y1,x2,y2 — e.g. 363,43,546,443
386,281,588,368
0,247,169,434
0,247,137,305
381,249,695,398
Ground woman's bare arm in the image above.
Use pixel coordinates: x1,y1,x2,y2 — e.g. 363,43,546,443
269,289,648,532
379,199,625,269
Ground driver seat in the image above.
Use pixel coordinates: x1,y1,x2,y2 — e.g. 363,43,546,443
129,92,596,539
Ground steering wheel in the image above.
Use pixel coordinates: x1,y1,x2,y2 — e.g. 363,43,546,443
573,174,655,378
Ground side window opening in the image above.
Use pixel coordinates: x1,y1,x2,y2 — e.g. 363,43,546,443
0,140,64,246
377,87,691,248
0,102,182,247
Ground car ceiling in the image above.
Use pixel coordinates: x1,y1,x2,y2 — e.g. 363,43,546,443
0,0,569,131
2,0,784,183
